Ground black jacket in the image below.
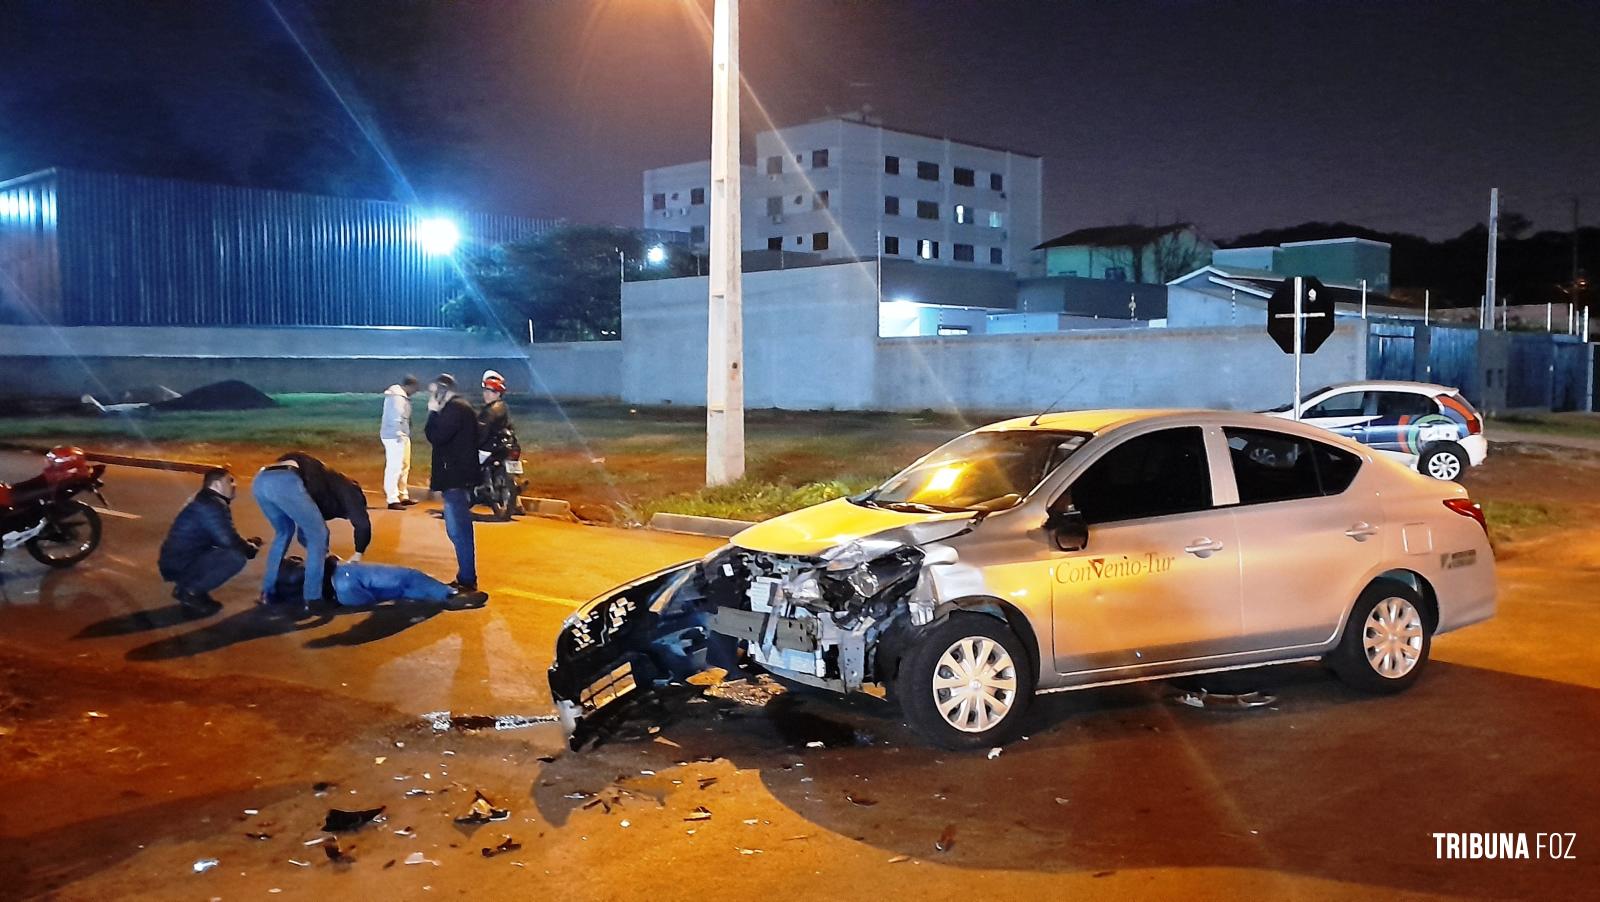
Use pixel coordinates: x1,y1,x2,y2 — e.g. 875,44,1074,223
477,399,513,452
426,396,481,491
276,452,373,553
158,489,255,578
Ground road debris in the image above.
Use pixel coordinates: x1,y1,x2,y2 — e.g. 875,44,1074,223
697,777,719,790
322,806,386,832
1054,797,1070,805
312,781,336,797
394,826,415,837
404,788,434,798
322,838,356,864
404,852,439,867
1169,689,1278,709
846,793,878,807
374,756,387,765
422,711,561,733
191,858,219,874
736,847,763,856
288,859,310,868
454,790,510,825
987,747,1003,759
935,825,957,853
245,832,272,841
481,835,522,858
85,711,109,719
888,855,910,864
684,807,713,822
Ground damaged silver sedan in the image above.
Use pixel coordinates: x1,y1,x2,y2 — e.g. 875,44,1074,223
549,409,1497,748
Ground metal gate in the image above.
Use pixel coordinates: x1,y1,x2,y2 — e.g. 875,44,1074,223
1427,326,1480,404
1550,339,1587,412
1367,323,1416,381
1506,333,1553,408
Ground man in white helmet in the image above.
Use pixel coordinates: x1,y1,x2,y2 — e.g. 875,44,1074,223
477,369,512,452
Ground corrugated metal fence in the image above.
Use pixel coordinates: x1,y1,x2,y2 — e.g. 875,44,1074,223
0,168,558,327
1367,319,1591,412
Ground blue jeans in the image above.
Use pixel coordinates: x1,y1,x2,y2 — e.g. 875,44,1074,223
441,487,476,587
169,547,249,595
332,562,454,606
253,468,329,603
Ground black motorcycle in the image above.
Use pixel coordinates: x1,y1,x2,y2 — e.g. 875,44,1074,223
474,429,527,521
0,447,109,569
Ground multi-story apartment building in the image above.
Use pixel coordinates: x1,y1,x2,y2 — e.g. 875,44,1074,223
642,113,1042,273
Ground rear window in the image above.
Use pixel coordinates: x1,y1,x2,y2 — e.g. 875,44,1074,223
1224,427,1363,505
1376,391,1435,418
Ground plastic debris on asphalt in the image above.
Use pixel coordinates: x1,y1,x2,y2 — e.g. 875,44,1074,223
935,825,957,853
322,806,386,832
684,807,713,822
1169,689,1277,709
422,711,561,733
322,838,356,864
404,852,439,867
191,858,219,874
454,790,510,825
987,747,1003,759
481,835,522,858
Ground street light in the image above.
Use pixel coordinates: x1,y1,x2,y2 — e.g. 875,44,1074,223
645,244,667,266
705,0,745,485
415,217,461,256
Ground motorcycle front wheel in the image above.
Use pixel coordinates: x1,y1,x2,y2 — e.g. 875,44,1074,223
488,470,518,521
26,500,103,568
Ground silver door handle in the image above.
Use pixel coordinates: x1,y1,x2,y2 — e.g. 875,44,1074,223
1184,537,1224,557
1344,522,1379,541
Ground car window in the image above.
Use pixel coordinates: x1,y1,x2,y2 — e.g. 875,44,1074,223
1304,391,1367,418
1375,391,1435,418
1224,427,1363,504
1068,427,1212,524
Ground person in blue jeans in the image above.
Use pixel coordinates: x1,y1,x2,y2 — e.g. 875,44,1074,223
252,462,331,606
423,374,480,589
273,555,488,609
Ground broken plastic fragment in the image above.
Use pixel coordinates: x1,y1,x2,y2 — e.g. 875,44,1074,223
288,859,310,868
454,790,509,825
736,847,762,856
322,806,386,832
86,711,109,719
243,808,259,816
403,852,439,867
312,781,336,796
684,807,713,822
987,747,1002,759
404,789,433,798
935,825,956,853
888,855,910,864
697,777,719,790
481,835,522,858
245,832,272,841
394,827,415,837
322,838,356,864
1170,689,1278,709
374,756,387,765
191,858,219,874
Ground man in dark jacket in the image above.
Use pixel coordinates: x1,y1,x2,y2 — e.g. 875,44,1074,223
424,373,479,590
252,451,371,607
158,468,261,613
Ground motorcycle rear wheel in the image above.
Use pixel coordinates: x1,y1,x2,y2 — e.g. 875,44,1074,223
488,470,518,521
26,500,103,568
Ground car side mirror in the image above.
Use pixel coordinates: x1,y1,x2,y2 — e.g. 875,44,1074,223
1045,507,1088,552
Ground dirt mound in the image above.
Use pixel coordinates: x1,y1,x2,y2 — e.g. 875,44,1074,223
154,380,277,411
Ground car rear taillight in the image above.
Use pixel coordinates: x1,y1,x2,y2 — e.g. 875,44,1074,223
1444,498,1488,533
1440,393,1482,435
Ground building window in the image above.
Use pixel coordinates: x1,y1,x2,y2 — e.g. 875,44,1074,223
793,194,803,206
954,204,973,224
651,193,666,211
987,211,1004,229
814,190,830,210
990,172,1004,191
954,167,975,187
918,239,939,260
917,161,940,181
690,226,705,244
795,236,803,245
883,235,900,255
768,236,783,251
1104,266,1127,282
990,247,1003,265
885,155,900,175
795,153,803,163
884,196,900,216
954,243,975,262
690,187,705,205
766,196,783,216
812,148,829,168
766,155,783,175
916,200,939,220
812,231,830,251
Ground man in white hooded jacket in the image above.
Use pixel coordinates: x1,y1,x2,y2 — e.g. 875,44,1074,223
380,375,420,510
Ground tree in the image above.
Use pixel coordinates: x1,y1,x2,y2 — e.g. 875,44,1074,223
447,226,698,341
1150,229,1212,282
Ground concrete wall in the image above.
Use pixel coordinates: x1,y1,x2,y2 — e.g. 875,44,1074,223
873,324,1368,414
0,324,622,400
1019,275,1168,319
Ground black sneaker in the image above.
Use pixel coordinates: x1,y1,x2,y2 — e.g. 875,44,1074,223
387,502,406,511
445,590,489,610
173,587,219,615
449,579,478,593
399,498,420,507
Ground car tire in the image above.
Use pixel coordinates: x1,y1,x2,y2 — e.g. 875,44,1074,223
895,613,1033,749
1330,578,1432,694
1418,442,1467,481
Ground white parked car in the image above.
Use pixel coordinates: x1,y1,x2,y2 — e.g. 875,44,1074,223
1265,381,1487,481
549,409,1497,747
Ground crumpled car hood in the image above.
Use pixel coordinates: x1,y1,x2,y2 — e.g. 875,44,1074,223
730,497,975,557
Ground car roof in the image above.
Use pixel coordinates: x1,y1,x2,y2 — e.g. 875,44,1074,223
1309,380,1459,396
983,408,1354,440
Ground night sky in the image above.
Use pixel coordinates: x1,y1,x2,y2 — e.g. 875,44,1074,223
2,0,1597,241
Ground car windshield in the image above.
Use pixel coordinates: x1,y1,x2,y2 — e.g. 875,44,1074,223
1263,384,1337,413
855,430,1090,513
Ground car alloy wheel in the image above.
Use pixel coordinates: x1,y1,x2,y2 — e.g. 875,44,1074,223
932,636,1019,733
1363,596,1425,679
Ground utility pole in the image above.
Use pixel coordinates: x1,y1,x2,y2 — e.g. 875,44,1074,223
1424,289,1430,325
1360,279,1368,319
1574,197,1582,294
1483,188,1499,331
705,0,744,485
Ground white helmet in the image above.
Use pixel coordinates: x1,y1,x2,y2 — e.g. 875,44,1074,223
481,369,507,393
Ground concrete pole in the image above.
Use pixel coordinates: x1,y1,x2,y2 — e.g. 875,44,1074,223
1360,278,1367,319
706,0,744,485
1424,289,1430,324
1484,187,1499,331
1547,302,1552,332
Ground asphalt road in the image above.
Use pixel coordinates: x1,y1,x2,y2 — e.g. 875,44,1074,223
0,453,1596,900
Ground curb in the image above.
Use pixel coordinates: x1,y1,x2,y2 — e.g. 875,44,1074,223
0,441,220,474
521,496,578,522
646,512,754,538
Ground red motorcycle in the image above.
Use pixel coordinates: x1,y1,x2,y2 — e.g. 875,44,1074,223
0,447,109,568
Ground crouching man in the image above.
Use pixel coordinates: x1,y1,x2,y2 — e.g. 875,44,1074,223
158,468,262,613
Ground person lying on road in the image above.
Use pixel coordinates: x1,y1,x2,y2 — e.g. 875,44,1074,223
272,554,488,610
157,468,261,614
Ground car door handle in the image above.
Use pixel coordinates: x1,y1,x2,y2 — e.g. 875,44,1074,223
1184,537,1225,557
1344,522,1379,541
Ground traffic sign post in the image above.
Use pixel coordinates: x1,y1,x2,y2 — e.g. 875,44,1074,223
1267,276,1333,419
